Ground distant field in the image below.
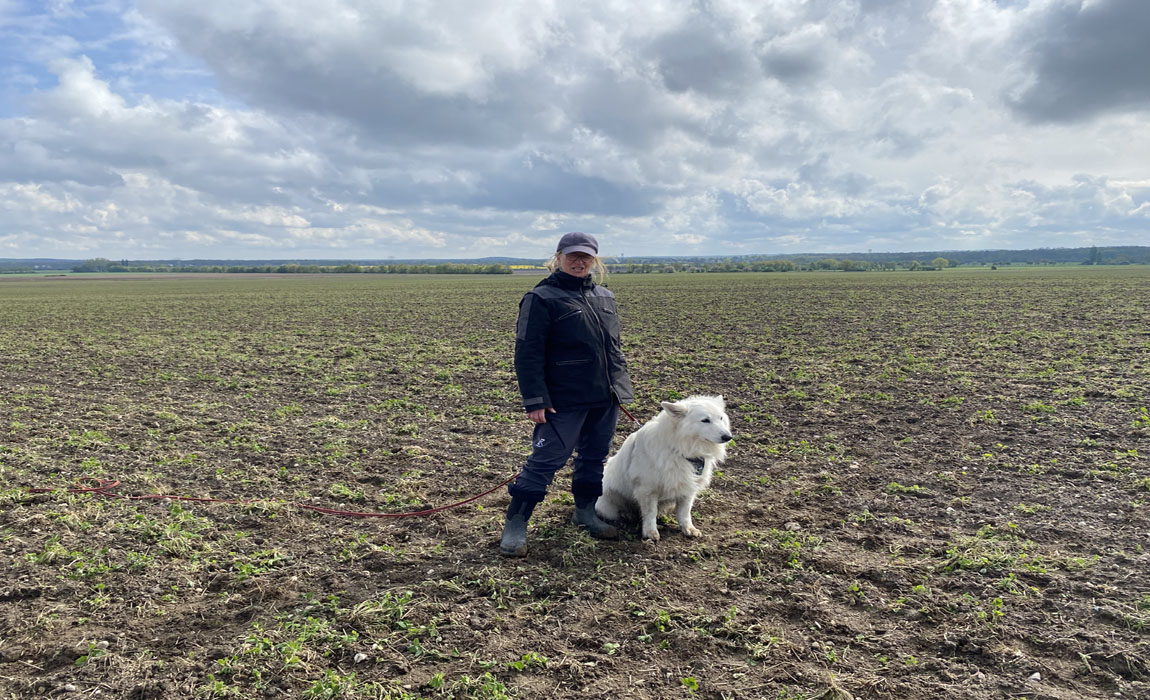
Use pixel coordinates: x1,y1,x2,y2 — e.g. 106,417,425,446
1,267,1147,699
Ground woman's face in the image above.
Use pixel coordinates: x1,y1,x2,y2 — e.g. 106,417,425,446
560,252,593,278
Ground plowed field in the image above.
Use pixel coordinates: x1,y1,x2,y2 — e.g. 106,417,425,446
1,268,1147,699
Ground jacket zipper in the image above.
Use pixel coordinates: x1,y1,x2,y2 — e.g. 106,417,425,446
581,287,618,404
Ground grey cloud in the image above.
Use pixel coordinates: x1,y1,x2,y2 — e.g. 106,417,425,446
463,157,657,217
187,41,537,149
138,5,542,148
564,69,686,151
760,47,823,84
798,155,875,198
870,125,930,158
135,1,707,214
0,130,125,186
140,3,765,160
865,75,968,159
1009,0,1150,123
649,22,756,97
758,23,833,84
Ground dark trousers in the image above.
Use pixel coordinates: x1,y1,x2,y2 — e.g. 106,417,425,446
509,404,619,507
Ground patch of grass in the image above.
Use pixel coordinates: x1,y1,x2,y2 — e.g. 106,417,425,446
1014,502,1050,515
885,482,930,496
941,523,1037,574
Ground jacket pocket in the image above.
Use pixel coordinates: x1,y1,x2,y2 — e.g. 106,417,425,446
555,308,584,322
555,358,592,366
590,297,617,314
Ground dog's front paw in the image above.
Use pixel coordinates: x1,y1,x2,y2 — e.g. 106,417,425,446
682,525,702,537
641,528,660,542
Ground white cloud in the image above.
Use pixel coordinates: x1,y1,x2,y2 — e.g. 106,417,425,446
39,55,129,117
1,182,80,212
0,0,1147,260
215,205,310,229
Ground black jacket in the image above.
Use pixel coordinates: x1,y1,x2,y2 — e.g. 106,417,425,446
514,271,635,412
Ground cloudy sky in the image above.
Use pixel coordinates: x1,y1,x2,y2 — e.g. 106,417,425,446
1,0,1147,260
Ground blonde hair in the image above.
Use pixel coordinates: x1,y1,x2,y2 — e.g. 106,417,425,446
546,252,609,284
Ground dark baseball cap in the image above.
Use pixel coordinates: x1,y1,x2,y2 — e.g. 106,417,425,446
556,231,598,255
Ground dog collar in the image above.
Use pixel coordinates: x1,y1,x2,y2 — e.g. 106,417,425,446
687,457,706,476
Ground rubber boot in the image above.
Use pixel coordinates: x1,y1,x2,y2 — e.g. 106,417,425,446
571,503,618,540
500,497,537,557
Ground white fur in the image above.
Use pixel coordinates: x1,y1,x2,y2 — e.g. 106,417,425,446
596,395,732,541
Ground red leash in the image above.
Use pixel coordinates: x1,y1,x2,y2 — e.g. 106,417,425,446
26,407,646,516
619,402,643,426
25,474,519,519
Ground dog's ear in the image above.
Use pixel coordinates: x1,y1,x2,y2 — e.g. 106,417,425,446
660,401,687,418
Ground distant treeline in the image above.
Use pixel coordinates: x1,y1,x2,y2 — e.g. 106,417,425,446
605,247,1143,273
609,260,799,273
67,259,512,275
611,245,1149,269
2,245,1145,276
60,257,958,275
609,259,941,273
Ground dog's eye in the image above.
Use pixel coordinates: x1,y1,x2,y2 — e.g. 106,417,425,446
701,418,710,423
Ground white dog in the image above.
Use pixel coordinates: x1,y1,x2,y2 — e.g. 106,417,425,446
596,395,732,541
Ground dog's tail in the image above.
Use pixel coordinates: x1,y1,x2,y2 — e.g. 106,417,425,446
608,430,638,471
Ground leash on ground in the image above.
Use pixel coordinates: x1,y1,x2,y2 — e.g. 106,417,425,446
24,403,646,518
24,474,520,519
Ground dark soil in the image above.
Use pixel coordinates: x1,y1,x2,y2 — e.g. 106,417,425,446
0,268,1147,700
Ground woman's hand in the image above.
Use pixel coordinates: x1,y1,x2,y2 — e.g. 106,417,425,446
528,407,557,424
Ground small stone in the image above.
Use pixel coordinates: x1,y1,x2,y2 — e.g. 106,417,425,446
353,653,368,664
1029,672,1041,682
785,522,801,531
95,640,109,650
973,672,985,682
62,684,78,693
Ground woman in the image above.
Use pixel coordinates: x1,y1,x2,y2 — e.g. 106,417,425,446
501,232,635,557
